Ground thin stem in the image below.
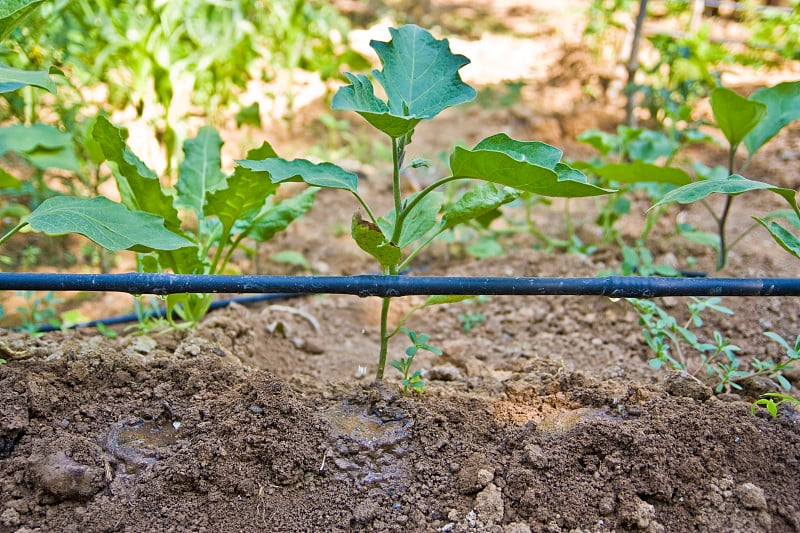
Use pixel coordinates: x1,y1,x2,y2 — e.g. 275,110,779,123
375,296,392,382
727,221,760,253
716,145,738,270
353,192,379,226
0,222,28,248
392,136,402,219
393,175,461,243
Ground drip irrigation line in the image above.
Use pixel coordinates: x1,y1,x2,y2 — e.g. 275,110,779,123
2,272,800,298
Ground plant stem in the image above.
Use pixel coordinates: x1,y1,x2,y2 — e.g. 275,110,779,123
0,222,28,248
716,145,738,270
375,296,392,382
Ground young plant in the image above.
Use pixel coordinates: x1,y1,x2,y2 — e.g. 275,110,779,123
389,327,442,394
652,81,800,269
629,297,798,393
751,393,800,418
1,116,316,327
238,25,612,387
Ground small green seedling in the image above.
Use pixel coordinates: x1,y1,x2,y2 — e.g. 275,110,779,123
751,392,800,418
389,327,442,394
239,25,612,387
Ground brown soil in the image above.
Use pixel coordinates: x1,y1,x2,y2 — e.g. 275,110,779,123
2,1,800,532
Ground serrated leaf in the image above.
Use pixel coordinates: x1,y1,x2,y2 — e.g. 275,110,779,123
237,157,358,194
710,87,767,148
744,81,800,156
754,217,800,260
0,123,79,172
450,135,612,197
175,126,225,218
594,162,692,186
0,0,45,41
332,25,475,137
0,64,55,94
25,196,193,252
91,116,182,233
247,187,317,242
653,174,799,216
441,182,519,230
351,213,402,268
379,191,443,248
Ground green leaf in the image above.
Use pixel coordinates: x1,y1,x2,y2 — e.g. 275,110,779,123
175,126,225,219
0,64,56,94
25,196,193,252
653,174,799,215
379,191,443,248
744,81,800,156
208,142,280,234
91,116,182,233
577,129,618,156
351,213,402,268
0,167,21,189
237,157,358,194
441,183,519,230
247,187,317,242
0,0,45,41
754,217,800,260
450,134,612,197
332,25,476,138
421,295,474,307
0,123,79,172
710,87,767,148
594,162,692,186
271,250,310,269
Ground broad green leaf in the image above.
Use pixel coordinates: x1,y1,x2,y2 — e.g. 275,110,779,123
473,134,563,169
466,236,504,259
754,218,800,260
332,25,476,138
0,64,55,94
175,126,225,218
0,167,21,189
247,187,317,242
761,209,800,231
0,123,79,172
352,213,402,268
332,73,422,138
91,116,182,233
744,81,800,156
710,88,766,148
379,191,443,247
450,135,612,197
652,174,799,217
25,196,193,252
577,129,618,156
0,0,45,41
207,142,280,235
237,157,358,193
594,162,692,186
441,182,519,230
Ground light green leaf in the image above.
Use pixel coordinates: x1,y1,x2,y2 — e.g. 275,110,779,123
594,162,692,186
175,126,225,218
744,81,800,156
473,134,563,169
0,167,21,189
441,183,519,230
207,142,280,236
238,157,358,193
0,0,45,41
450,134,612,197
332,25,475,138
91,116,182,233
421,295,474,307
247,187,317,242
710,87,766,148
754,217,800,260
0,64,55,94
351,213,402,268
272,250,310,269
25,196,193,252
0,123,79,172
379,191,443,247
652,174,799,217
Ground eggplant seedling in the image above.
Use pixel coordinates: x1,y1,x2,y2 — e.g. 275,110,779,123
239,25,612,388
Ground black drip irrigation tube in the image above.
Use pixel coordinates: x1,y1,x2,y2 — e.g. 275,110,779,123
3,272,800,332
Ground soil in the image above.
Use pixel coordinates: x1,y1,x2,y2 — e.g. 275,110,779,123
2,1,800,532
